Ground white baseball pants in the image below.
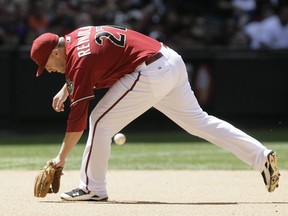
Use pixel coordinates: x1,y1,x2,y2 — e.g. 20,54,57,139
79,45,272,196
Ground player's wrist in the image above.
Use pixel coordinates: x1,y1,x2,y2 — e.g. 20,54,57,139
53,155,65,167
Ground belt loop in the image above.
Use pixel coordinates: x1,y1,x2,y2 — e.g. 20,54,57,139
159,43,170,59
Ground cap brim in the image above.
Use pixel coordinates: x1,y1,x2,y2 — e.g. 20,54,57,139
36,65,45,77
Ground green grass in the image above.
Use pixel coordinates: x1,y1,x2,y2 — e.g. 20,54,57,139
0,130,287,170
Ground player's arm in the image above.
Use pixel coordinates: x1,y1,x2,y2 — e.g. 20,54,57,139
52,83,69,112
52,100,90,167
53,131,83,167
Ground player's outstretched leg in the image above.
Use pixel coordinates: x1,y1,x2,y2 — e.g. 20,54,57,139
154,76,281,192
261,151,280,192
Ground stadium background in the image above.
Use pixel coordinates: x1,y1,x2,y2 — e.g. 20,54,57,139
0,0,288,133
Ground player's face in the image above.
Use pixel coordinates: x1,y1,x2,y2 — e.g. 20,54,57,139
45,49,66,74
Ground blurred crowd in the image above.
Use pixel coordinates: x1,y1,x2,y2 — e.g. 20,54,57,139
1,0,288,49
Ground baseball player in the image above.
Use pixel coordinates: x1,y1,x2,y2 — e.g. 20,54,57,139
30,25,280,201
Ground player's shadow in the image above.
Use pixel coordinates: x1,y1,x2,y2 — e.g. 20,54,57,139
100,200,288,205
42,200,288,205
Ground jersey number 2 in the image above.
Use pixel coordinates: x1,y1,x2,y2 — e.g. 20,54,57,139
95,26,127,47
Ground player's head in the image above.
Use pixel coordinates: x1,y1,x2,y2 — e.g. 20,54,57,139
30,33,59,77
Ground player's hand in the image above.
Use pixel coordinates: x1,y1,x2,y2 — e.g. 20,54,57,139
53,100,65,112
52,84,69,112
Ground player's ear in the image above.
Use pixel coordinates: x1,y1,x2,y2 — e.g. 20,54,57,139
52,47,65,59
51,48,60,58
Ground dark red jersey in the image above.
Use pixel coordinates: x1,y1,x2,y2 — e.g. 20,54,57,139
64,25,161,132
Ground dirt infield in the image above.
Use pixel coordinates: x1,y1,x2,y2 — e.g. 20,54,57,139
1,170,287,216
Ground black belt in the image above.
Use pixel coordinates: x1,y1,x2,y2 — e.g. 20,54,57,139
145,52,163,65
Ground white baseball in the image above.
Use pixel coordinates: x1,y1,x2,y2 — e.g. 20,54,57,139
114,133,126,145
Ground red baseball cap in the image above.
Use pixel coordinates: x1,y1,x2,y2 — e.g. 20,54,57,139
31,33,59,77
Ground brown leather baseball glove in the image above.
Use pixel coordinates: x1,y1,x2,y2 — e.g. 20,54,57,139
34,160,63,198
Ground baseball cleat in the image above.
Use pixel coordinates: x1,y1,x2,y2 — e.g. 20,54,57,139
261,151,280,192
60,188,108,201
